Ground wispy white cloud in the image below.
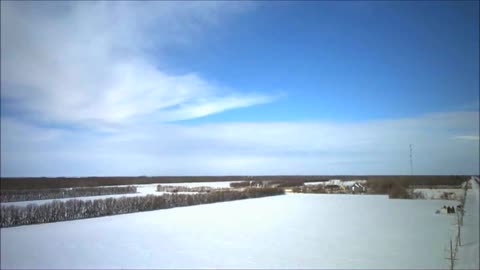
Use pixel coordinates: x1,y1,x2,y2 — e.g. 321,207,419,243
454,135,480,141
1,2,478,177
157,94,278,122
0,1,271,127
2,111,478,176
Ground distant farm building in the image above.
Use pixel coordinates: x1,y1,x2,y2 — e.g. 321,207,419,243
351,183,367,194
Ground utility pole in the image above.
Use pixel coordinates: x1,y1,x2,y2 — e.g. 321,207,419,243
409,144,413,175
447,239,456,270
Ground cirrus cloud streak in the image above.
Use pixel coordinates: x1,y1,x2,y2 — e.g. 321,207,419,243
1,1,272,127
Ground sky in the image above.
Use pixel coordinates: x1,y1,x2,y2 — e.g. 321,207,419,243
1,1,479,177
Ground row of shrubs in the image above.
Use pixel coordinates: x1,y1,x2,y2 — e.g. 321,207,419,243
291,185,326,194
365,176,467,189
229,180,305,188
0,188,284,227
230,181,252,188
365,180,410,199
0,186,137,203
156,185,218,192
272,180,305,188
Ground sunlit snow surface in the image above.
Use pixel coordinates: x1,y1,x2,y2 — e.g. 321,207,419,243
455,178,480,270
304,180,366,186
1,194,460,269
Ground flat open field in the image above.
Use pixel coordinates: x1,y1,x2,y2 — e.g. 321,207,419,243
1,193,458,269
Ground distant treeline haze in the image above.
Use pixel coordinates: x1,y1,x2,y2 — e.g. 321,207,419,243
366,176,467,198
156,185,217,192
0,175,468,191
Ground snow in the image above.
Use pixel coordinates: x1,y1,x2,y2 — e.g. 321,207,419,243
0,182,233,207
158,181,234,188
455,177,480,270
342,180,367,187
1,193,458,269
304,179,366,186
304,181,327,186
120,181,234,189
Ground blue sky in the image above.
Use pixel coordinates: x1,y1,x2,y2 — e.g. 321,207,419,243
1,1,479,176
169,1,479,123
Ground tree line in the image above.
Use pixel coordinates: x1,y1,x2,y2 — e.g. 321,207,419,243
0,188,284,227
229,180,305,188
156,185,217,192
0,186,137,203
291,185,326,194
1,175,467,191
365,177,467,199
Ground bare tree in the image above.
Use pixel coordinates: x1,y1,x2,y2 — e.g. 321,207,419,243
1,188,284,227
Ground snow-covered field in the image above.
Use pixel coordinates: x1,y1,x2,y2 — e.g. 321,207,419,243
304,179,366,186
109,181,235,190
1,193,459,269
158,181,234,188
455,177,480,270
1,181,234,207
